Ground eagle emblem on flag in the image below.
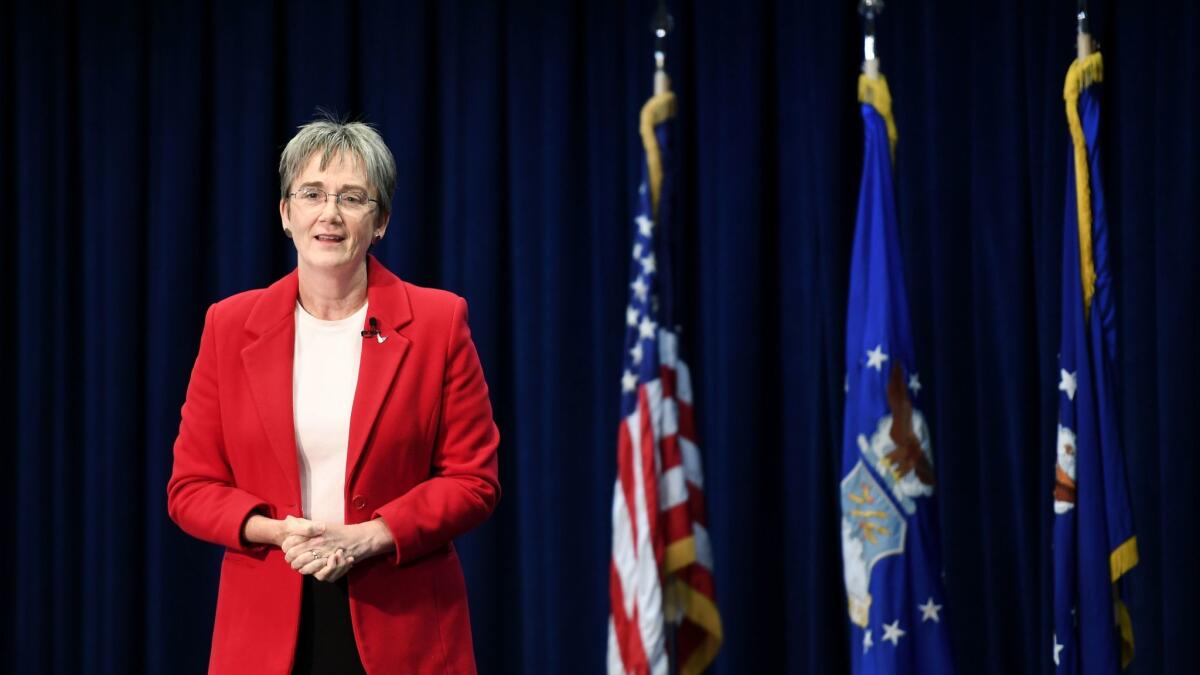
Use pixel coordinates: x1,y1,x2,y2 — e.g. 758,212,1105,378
857,365,935,515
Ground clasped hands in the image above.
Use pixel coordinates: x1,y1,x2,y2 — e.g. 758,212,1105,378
273,515,392,583
278,515,356,582
242,513,394,583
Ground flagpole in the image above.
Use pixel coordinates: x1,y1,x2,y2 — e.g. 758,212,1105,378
1076,0,1094,59
652,0,673,95
859,0,884,79
648,7,679,671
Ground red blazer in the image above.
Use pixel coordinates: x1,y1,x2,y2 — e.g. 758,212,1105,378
167,256,500,674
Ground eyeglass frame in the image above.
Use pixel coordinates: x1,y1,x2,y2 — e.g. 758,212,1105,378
286,186,380,212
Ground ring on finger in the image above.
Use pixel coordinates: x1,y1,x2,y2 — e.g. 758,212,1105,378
310,550,322,559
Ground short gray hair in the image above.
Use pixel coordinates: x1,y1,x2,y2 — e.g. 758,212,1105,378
279,112,397,216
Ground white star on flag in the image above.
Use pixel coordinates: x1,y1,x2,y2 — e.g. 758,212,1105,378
918,597,942,623
636,214,654,237
866,345,889,371
862,629,873,654
1052,633,1064,666
626,306,639,327
881,620,906,646
908,373,922,395
630,342,643,365
632,243,643,259
638,316,657,341
640,254,657,275
631,277,649,301
1059,369,1077,401
621,369,638,393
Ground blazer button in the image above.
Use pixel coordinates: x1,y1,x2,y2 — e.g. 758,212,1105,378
352,495,368,510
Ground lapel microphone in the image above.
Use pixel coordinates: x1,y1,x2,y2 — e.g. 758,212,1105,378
361,317,381,339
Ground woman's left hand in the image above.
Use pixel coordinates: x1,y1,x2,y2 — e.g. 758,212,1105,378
282,518,394,573
313,548,355,582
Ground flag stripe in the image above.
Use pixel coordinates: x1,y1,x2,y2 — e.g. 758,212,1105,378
610,88,721,675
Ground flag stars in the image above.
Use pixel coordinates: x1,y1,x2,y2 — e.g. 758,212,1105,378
866,345,889,371
909,373,922,395
630,341,644,365
881,620,906,646
640,253,657,275
632,243,644,260
862,629,873,654
1059,369,1077,401
918,597,942,623
626,306,639,327
639,316,658,341
1053,633,1064,666
631,277,649,302
636,214,654,237
621,369,638,393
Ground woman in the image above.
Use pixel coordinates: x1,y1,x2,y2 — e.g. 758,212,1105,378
167,115,500,674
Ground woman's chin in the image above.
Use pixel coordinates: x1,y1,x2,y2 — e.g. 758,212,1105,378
299,248,363,271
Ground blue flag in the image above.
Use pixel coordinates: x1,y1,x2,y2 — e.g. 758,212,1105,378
839,74,954,675
1052,50,1138,674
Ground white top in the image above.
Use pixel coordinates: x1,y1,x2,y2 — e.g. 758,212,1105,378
293,301,367,524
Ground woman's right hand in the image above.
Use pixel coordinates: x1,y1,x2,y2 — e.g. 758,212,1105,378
243,514,353,582
241,513,325,548
279,515,326,549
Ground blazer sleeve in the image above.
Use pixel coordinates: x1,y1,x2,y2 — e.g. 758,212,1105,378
166,303,271,551
372,296,501,564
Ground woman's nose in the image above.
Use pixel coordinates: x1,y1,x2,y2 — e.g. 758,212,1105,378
318,195,343,222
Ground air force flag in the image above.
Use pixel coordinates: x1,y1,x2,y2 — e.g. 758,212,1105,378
1051,49,1138,675
839,73,954,675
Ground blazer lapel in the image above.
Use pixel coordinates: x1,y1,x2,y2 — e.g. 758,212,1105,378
241,270,303,507
346,256,414,485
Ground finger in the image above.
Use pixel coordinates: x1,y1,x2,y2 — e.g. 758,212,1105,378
283,541,305,563
325,564,347,582
286,517,325,537
326,553,351,582
314,559,333,582
281,533,313,548
321,551,346,581
284,544,311,564
290,549,324,570
298,555,327,576
284,536,326,563
289,516,324,533
281,536,308,555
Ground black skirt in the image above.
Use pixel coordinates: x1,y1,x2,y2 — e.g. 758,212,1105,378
292,575,368,674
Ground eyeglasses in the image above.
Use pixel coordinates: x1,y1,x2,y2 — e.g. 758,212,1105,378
288,187,378,214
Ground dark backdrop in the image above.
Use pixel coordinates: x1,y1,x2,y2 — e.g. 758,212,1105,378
4,1,1197,673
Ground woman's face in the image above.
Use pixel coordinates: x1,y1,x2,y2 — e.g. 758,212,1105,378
280,150,389,273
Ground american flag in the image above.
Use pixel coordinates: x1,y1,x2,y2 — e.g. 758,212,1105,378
608,89,722,675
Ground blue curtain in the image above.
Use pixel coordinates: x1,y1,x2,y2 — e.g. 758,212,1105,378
5,1,1198,673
